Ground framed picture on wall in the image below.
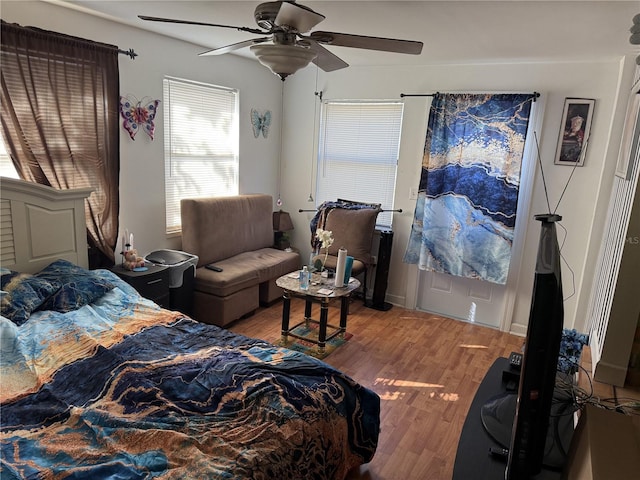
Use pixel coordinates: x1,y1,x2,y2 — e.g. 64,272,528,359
615,87,640,180
554,98,595,167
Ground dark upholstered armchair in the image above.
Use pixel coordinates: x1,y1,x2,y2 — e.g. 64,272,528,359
311,202,380,300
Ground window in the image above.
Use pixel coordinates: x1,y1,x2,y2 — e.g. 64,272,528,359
0,133,18,179
163,77,239,234
316,101,403,227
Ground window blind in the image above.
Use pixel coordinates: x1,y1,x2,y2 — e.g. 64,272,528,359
163,77,239,234
316,101,403,227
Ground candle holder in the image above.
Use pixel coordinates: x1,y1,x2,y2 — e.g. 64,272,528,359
121,243,131,268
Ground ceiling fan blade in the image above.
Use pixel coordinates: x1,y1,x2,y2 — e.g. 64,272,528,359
275,2,325,33
199,37,271,56
138,15,264,35
306,40,348,72
310,31,423,55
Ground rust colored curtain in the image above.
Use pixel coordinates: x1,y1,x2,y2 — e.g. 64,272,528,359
0,21,120,267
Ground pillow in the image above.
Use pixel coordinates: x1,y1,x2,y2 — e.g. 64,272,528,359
324,208,379,264
35,259,115,313
0,268,59,326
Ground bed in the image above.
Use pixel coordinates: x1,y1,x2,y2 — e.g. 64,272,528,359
0,177,380,479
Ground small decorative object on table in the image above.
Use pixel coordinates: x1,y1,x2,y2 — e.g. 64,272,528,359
334,247,348,287
122,248,146,271
299,266,310,290
120,230,147,271
314,228,334,272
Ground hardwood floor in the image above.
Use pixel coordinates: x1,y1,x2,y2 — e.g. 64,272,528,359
229,297,525,480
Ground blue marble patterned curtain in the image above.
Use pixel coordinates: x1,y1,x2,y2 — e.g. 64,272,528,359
404,93,534,284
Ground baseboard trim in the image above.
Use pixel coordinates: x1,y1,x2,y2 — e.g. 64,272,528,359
509,323,528,337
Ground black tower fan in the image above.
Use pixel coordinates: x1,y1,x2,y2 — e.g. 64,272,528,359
367,230,393,311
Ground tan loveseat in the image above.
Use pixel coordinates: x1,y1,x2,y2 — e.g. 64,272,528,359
181,194,300,327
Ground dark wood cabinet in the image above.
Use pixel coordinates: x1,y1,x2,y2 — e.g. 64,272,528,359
110,264,170,308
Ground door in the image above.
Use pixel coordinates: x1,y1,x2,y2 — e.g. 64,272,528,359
417,271,507,328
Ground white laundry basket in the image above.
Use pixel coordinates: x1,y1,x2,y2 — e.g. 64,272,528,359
145,249,198,316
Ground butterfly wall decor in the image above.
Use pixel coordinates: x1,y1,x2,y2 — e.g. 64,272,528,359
251,109,271,139
119,95,160,140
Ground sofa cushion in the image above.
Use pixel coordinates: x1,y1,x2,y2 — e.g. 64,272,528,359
251,248,301,283
194,248,299,297
181,194,274,267
194,263,258,298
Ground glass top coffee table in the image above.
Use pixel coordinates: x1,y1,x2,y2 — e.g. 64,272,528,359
275,271,360,355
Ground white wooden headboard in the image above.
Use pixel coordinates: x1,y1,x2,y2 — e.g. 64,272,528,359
0,177,92,273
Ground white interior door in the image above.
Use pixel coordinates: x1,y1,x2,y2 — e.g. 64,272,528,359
417,271,507,328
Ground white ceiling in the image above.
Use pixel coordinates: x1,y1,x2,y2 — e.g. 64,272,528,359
46,1,639,68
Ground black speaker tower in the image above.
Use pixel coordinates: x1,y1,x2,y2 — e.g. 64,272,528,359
366,230,393,311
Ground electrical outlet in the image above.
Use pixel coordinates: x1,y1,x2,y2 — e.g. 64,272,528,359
409,187,418,200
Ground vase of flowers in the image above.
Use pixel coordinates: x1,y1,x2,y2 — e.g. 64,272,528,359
314,228,334,272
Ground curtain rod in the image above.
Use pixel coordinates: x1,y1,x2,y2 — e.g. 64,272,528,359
400,92,439,98
400,91,540,101
298,208,403,213
118,48,138,59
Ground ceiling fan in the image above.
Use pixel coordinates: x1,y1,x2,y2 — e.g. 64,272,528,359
139,1,423,80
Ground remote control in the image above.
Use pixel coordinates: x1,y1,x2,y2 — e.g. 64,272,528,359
205,264,223,272
509,351,523,370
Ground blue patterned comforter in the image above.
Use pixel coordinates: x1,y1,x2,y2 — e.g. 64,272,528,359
0,269,380,479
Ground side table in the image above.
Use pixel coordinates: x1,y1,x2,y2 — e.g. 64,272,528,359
110,264,170,308
275,271,360,354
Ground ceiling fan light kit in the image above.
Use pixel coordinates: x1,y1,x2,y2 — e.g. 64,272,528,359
251,44,317,80
139,1,423,80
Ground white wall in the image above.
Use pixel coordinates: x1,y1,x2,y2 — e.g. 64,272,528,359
281,60,637,333
3,1,636,333
2,0,284,256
